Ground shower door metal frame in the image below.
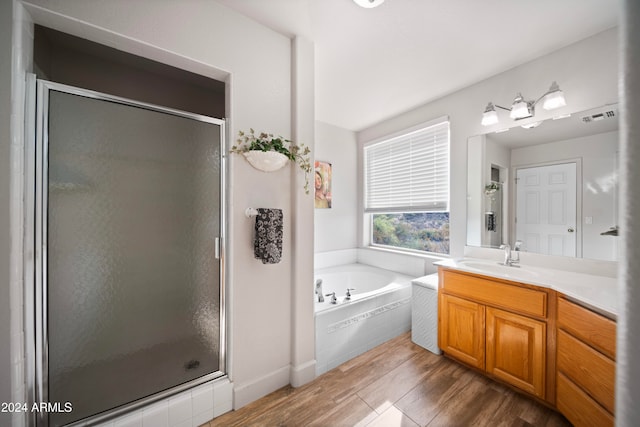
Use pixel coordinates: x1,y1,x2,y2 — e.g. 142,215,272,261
26,77,227,427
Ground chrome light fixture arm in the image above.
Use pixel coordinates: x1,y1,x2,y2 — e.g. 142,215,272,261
481,81,566,126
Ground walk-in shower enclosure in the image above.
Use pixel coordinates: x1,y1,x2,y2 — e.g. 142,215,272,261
26,78,226,426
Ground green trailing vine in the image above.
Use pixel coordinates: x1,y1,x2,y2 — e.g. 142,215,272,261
231,129,312,193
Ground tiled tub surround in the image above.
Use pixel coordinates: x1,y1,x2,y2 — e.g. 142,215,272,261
314,248,436,277
314,263,414,375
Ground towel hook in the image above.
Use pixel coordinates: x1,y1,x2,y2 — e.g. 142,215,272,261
245,208,259,218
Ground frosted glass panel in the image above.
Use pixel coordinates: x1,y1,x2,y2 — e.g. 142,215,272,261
46,90,221,426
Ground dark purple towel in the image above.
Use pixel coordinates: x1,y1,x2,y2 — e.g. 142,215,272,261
254,208,283,264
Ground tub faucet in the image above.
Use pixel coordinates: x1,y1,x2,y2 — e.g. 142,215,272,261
345,288,355,301
315,279,324,303
325,292,338,304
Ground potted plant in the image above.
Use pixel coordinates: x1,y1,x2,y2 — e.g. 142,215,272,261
231,129,312,193
484,182,501,195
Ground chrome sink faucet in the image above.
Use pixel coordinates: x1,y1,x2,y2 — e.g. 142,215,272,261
499,243,521,267
513,240,523,264
499,243,512,265
315,279,324,302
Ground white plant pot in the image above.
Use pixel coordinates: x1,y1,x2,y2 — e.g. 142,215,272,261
243,150,289,172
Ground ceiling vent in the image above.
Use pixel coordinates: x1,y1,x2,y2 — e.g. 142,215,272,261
580,106,617,123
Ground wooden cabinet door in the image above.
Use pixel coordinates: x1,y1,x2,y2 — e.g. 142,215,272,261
556,297,616,423
558,297,616,359
557,373,614,427
439,294,485,369
486,307,546,398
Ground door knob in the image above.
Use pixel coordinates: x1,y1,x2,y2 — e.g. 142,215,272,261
568,227,575,233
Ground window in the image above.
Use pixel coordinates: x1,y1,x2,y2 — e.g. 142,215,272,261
364,119,450,254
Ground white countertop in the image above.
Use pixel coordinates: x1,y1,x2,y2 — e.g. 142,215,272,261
434,258,618,317
412,273,438,290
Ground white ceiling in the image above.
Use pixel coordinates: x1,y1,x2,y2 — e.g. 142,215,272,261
215,0,618,132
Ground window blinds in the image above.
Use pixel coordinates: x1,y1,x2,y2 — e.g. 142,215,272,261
364,120,449,213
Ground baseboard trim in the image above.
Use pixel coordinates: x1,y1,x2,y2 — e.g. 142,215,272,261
290,359,316,387
233,365,290,409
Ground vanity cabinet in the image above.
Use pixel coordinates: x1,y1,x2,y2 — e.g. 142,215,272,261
439,294,485,369
438,268,552,400
556,296,616,427
486,307,546,397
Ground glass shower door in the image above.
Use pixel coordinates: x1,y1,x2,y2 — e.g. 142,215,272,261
35,81,225,426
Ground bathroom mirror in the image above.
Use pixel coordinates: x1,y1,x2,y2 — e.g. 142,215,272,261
466,104,619,262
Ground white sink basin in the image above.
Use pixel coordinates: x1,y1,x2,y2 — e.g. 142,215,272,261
456,259,541,280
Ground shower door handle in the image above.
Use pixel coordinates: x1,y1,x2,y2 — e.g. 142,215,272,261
215,237,220,259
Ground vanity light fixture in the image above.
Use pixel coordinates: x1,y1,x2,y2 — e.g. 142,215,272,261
353,0,385,8
481,81,567,126
509,93,532,119
542,81,567,110
481,103,499,126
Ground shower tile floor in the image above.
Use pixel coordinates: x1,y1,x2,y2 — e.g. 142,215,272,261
202,332,569,427
49,337,218,426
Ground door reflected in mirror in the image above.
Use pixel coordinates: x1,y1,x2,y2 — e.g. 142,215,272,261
467,104,618,262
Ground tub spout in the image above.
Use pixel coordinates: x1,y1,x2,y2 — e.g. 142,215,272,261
315,279,324,302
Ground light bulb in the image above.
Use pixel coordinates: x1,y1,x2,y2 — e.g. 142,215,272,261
481,103,499,126
542,82,566,110
510,94,531,119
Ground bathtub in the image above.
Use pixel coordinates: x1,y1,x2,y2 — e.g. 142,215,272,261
314,263,414,375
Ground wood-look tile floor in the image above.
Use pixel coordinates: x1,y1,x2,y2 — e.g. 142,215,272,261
202,333,570,427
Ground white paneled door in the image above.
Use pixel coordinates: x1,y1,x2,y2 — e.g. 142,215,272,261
515,163,577,257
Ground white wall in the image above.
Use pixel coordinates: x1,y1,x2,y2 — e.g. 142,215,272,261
511,131,618,261
11,0,315,413
466,135,484,247
314,121,358,253
0,1,14,425
618,1,640,424
358,28,619,261
485,139,511,172
289,36,316,388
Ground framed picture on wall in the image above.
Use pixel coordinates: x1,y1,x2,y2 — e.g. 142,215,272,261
314,160,332,209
